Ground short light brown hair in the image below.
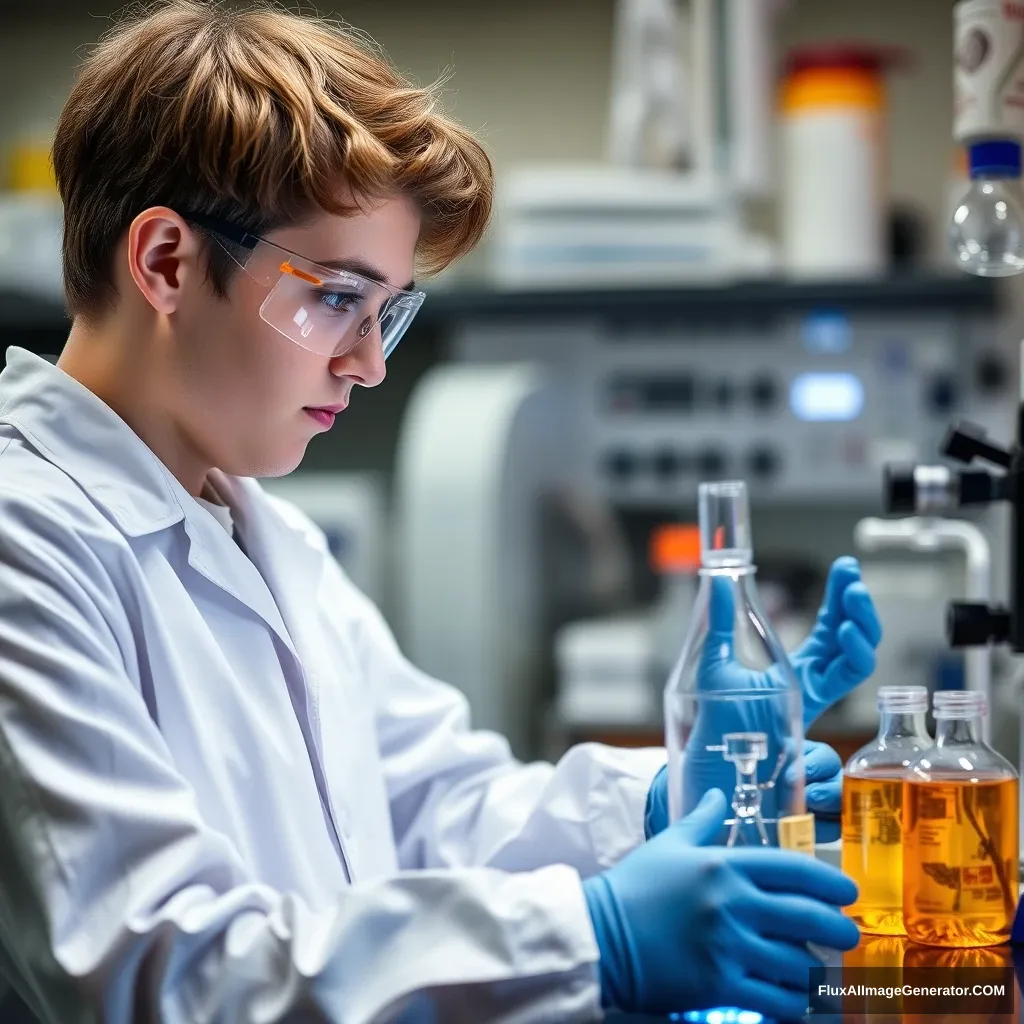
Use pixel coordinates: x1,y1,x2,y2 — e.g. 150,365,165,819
52,0,493,322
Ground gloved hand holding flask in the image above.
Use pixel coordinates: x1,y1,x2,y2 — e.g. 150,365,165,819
644,549,880,841
659,481,879,847
645,553,879,841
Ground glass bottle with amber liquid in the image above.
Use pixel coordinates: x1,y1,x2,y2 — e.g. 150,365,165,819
903,690,1019,948
842,685,932,935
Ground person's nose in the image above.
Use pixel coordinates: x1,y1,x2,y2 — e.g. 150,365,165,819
329,322,387,387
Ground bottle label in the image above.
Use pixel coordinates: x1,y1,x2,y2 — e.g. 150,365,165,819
955,0,1024,141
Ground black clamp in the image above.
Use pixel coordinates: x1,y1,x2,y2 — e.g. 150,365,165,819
883,419,1024,653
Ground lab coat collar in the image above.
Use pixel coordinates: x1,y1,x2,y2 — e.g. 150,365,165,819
0,347,329,664
0,347,188,537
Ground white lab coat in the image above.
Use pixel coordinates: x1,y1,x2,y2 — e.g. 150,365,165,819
0,347,665,1024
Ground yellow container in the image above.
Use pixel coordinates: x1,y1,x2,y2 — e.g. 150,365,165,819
6,142,56,194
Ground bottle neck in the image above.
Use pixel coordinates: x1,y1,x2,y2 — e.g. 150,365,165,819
934,715,984,747
878,710,929,742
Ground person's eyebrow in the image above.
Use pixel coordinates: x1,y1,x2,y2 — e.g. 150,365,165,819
316,255,416,292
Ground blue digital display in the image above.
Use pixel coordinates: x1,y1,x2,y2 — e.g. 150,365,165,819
789,372,864,422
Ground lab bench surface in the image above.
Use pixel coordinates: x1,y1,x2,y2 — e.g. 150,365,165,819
604,933,1024,1022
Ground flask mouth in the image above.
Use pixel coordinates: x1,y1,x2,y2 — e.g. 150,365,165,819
932,689,986,720
698,480,753,568
877,684,928,714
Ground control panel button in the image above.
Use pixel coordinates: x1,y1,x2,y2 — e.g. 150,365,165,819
652,448,686,478
603,450,638,480
928,374,957,414
976,352,1009,395
750,375,777,412
697,448,727,477
747,446,780,480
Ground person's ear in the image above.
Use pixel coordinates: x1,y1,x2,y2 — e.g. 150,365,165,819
125,207,202,315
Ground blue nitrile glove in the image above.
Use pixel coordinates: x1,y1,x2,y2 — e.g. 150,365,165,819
690,555,881,727
678,573,812,837
646,558,879,839
790,556,882,727
644,765,669,838
788,739,843,844
646,738,843,842
584,788,861,1018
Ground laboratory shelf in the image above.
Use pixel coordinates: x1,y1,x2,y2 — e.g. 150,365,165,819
420,271,1001,324
0,271,1001,360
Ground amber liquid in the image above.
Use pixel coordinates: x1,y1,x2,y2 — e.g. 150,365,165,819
842,771,907,934
903,776,1019,947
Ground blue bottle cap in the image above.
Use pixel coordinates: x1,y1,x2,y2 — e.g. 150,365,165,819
1011,891,1024,944
969,139,1022,179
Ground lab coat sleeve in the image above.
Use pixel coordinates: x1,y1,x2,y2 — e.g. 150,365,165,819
338,569,667,876
0,494,602,1023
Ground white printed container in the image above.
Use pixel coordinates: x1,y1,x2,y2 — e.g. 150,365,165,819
780,45,891,280
954,0,1024,144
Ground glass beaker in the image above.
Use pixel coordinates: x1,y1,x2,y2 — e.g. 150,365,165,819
903,690,1019,948
842,685,932,935
665,480,806,846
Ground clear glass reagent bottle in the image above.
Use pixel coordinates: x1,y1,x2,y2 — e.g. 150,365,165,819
903,690,1019,948
842,685,932,936
948,139,1024,277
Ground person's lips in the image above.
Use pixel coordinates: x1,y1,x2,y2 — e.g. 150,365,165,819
304,403,347,428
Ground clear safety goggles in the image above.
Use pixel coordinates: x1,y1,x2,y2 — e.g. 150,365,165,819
181,211,426,360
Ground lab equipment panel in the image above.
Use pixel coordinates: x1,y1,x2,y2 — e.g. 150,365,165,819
453,305,1014,506
592,317,1014,503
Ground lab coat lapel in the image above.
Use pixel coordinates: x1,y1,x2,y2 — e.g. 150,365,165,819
180,515,300,661
232,483,329,674
236,490,399,883
214,477,357,874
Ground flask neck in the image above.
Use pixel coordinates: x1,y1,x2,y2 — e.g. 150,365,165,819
699,564,755,578
878,710,930,743
934,715,984,747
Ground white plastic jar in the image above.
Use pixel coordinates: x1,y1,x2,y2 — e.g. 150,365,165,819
780,45,892,280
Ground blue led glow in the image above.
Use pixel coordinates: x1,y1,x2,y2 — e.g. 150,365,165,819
789,371,864,422
678,1009,765,1024
801,311,851,354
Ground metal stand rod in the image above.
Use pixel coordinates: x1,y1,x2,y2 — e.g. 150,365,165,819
854,516,993,742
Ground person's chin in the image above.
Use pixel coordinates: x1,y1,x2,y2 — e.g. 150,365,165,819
237,444,309,480
270,448,308,478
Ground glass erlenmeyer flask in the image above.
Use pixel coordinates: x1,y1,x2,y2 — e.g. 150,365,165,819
842,685,933,935
665,480,806,846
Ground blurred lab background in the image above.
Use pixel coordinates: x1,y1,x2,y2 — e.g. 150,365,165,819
2,0,1022,769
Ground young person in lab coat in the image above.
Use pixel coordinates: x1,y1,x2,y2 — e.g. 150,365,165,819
0,3,883,1021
